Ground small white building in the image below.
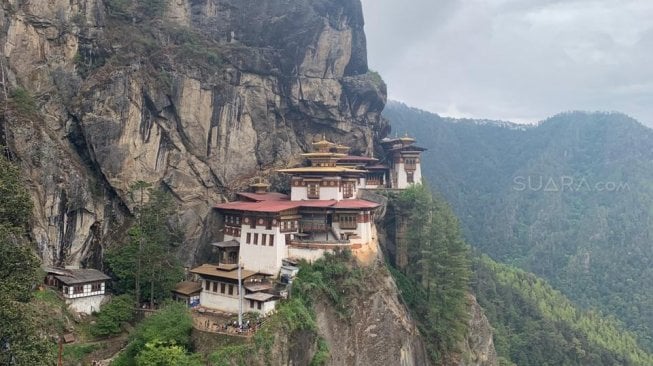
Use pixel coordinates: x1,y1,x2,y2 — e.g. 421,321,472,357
44,267,110,314
380,136,426,189
190,264,278,316
172,281,202,307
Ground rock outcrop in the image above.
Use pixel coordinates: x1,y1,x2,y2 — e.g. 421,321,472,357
457,295,498,366
0,0,386,266
314,261,430,366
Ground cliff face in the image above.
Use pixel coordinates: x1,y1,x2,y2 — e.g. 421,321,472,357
457,295,498,366
314,261,430,366
0,0,386,266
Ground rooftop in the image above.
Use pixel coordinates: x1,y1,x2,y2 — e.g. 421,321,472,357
173,281,202,296
216,198,380,213
216,200,300,213
244,292,277,302
244,282,274,292
276,167,367,174
331,199,380,209
389,144,427,152
190,264,259,280
236,192,289,202
50,268,111,285
211,240,240,248
337,155,378,162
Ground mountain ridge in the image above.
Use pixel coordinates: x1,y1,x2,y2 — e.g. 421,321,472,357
384,101,653,352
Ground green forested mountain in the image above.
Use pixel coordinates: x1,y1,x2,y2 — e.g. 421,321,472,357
383,101,653,351
473,255,653,366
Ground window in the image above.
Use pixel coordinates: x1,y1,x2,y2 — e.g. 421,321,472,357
73,285,84,294
405,158,417,170
407,171,414,183
269,234,275,246
228,284,234,295
205,280,210,291
261,234,267,246
220,283,226,294
246,233,251,244
343,183,353,198
340,215,357,229
257,302,262,310
307,183,319,199
91,283,101,292
213,282,218,292
253,233,259,245
250,300,255,308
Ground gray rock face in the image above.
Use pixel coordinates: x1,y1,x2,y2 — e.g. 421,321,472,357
314,263,430,366
458,295,498,366
0,0,386,266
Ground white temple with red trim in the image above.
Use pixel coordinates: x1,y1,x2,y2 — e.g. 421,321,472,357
212,137,424,276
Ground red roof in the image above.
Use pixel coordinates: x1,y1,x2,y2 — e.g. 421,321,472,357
296,200,339,208
215,200,299,213
332,200,380,209
236,192,289,202
215,198,380,213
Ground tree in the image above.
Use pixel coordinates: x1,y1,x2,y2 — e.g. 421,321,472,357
0,151,32,230
113,303,195,366
0,154,53,365
90,294,135,337
135,342,202,366
392,184,471,362
107,184,183,305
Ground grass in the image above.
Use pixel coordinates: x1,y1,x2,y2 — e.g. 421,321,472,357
63,343,101,364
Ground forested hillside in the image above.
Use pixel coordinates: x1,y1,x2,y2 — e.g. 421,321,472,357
384,101,653,352
473,255,652,366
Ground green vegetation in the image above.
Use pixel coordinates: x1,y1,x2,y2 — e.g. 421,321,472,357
0,152,32,230
310,338,330,366
385,103,653,351
113,302,195,365
9,87,38,116
62,343,101,364
135,341,202,366
105,0,167,19
473,255,653,365
107,182,183,305
0,153,54,365
366,69,384,85
293,250,370,319
90,294,135,337
208,252,371,365
386,184,471,363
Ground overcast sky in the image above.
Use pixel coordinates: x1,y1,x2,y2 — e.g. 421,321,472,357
361,0,653,126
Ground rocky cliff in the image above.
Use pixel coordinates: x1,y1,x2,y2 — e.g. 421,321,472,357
0,0,386,267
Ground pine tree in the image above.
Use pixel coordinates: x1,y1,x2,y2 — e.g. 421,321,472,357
392,184,472,362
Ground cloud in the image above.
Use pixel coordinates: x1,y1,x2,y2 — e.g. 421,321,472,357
361,0,653,125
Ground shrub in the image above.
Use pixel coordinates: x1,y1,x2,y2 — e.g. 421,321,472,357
10,87,37,115
90,294,134,337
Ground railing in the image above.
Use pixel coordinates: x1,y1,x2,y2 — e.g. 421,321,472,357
289,240,358,250
290,238,350,245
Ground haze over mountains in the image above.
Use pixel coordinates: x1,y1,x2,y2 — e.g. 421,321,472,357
384,101,653,352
